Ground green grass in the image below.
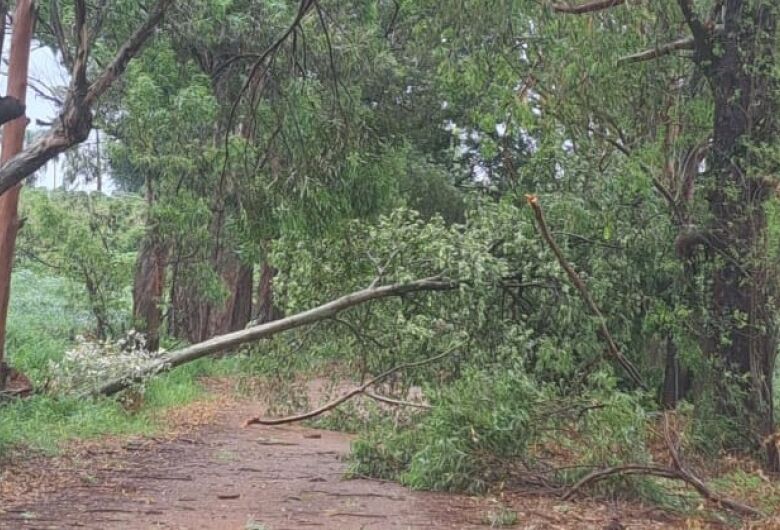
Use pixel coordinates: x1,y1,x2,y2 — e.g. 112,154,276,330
0,269,225,456
5,269,89,382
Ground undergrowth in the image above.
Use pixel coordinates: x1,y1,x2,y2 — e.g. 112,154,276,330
0,270,264,456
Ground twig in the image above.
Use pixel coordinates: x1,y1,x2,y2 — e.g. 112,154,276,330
563,464,681,500
363,390,431,409
243,344,459,426
368,248,401,289
525,195,646,390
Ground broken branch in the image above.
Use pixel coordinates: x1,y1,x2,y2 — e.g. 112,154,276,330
363,390,431,409
618,26,724,64
525,194,647,390
91,276,457,397
244,344,458,426
562,415,762,518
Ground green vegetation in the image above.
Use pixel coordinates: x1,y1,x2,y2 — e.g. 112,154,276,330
1,0,780,524
1,268,232,453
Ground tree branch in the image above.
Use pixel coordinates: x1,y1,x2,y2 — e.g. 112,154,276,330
91,276,457,397
676,0,714,68
50,0,73,69
618,26,723,64
364,390,431,409
526,194,647,390
552,0,624,15
243,344,458,426
84,0,174,106
0,0,175,197
0,96,25,127
71,0,89,97
562,416,762,518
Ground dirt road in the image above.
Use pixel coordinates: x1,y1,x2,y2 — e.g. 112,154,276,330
0,397,682,529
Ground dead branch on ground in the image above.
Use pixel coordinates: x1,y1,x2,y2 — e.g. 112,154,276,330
363,390,431,409
562,414,762,518
552,0,624,15
243,344,458,426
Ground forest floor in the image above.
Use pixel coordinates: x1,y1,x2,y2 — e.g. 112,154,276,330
0,380,723,529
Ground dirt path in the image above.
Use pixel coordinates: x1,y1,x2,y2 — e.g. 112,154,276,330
0,396,685,529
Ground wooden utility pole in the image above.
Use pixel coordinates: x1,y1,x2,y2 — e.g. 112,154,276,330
0,0,34,388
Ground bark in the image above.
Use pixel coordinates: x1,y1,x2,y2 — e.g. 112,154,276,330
206,257,253,336
132,237,168,351
169,248,253,343
701,1,778,470
254,261,282,324
92,276,456,396
661,336,692,409
0,0,34,390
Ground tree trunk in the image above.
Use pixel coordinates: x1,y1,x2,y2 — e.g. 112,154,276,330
205,256,253,337
703,1,778,471
661,336,692,410
132,176,166,350
254,261,282,324
169,251,253,342
0,0,34,390
132,237,167,351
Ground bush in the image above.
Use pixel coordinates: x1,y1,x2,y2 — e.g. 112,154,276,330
350,365,657,496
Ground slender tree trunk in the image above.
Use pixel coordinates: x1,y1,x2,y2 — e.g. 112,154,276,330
132,176,166,350
132,237,167,351
0,0,34,389
254,261,282,324
662,336,692,410
204,254,253,337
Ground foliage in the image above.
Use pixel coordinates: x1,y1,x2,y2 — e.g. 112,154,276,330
348,365,652,496
48,330,166,394
5,0,780,519
17,190,142,337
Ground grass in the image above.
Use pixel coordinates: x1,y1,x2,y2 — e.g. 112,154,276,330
0,269,227,456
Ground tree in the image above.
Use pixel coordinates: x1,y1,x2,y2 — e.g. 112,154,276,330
0,0,34,390
551,0,780,471
0,0,176,388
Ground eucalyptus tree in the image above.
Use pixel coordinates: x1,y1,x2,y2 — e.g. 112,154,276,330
397,0,780,467
105,0,467,346
0,0,176,388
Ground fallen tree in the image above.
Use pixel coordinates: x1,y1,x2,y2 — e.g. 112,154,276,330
90,276,456,397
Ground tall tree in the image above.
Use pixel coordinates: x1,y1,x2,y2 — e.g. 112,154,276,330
0,0,176,382
0,0,35,389
550,0,780,468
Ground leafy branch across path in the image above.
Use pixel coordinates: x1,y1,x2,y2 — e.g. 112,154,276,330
90,276,457,397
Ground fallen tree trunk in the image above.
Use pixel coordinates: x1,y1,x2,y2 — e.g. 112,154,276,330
91,276,456,397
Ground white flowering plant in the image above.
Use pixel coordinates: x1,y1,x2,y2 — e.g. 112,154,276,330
49,330,168,394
